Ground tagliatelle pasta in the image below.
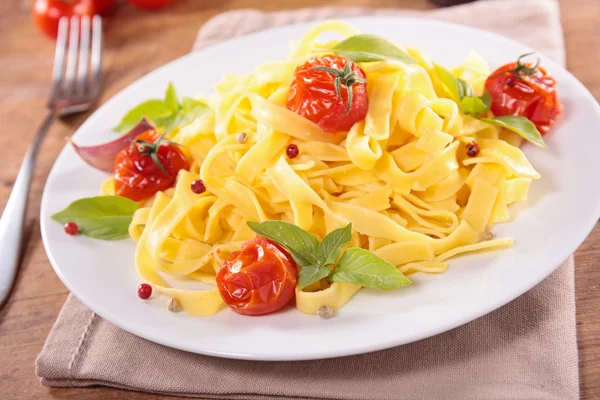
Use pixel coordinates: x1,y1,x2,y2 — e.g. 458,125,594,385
118,21,542,316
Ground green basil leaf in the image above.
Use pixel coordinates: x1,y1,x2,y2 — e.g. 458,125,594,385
156,115,180,133
114,100,174,134
182,96,205,113
330,248,411,290
247,221,320,267
180,97,211,126
330,34,416,64
51,196,140,240
480,90,492,110
481,116,547,148
298,265,332,290
319,223,352,266
434,64,460,101
457,78,474,98
115,84,211,134
161,98,210,132
435,64,491,117
461,93,490,117
164,82,180,113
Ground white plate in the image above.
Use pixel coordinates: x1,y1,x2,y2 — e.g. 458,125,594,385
40,17,600,361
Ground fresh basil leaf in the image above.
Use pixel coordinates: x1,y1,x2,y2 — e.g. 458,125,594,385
480,90,492,109
161,98,210,132
481,116,547,148
180,97,211,126
164,83,180,113
182,96,205,113
319,223,352,266
51,196,140,240
460,90,492,117
247,221,320,267
115,83,211,134
435,64,491,117
114,100,174,134
434,64,460,101
457,78,474,98
156,115,180,133
330,34,416,64
461,96,487,117
330,248,411,290
298,265,332,290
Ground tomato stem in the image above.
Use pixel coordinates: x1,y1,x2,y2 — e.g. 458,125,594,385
131,130,182,175
489,52,540,80
312,61,367,115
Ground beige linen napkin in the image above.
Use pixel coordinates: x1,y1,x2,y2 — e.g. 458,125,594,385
36,1,579,399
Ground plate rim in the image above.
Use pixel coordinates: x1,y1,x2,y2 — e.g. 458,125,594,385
40,15,600,361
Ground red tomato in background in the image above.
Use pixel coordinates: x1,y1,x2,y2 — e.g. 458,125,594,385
32,0,115,39
485,62,563,135
32,0,93,39
287,55,368,133
217,237,298,316
126,0,175,10
93,0,117,15
114,129,190,201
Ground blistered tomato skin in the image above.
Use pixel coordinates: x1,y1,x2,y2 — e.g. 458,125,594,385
113,129,190,202
216,237,298,316
287,55,368,133
485,63,563,135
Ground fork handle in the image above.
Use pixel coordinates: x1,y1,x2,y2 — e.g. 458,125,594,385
0,110,55,307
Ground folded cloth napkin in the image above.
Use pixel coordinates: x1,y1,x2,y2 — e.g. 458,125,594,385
36,1,579,399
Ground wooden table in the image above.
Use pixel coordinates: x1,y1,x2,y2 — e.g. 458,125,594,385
0,0,598,398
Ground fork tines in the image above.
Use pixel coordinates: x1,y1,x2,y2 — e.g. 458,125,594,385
50,15,103,113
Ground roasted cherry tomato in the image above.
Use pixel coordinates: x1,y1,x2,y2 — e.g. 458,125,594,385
32,0,95,39
217,237,298,316
32,1,114,39
287,55,368,133
485,54,563,135
114,129,190,201
126,0,175,10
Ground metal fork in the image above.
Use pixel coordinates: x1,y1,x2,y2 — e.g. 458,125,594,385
0,16,103,307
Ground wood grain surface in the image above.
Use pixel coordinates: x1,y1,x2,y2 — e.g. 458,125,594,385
0,0,599,399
